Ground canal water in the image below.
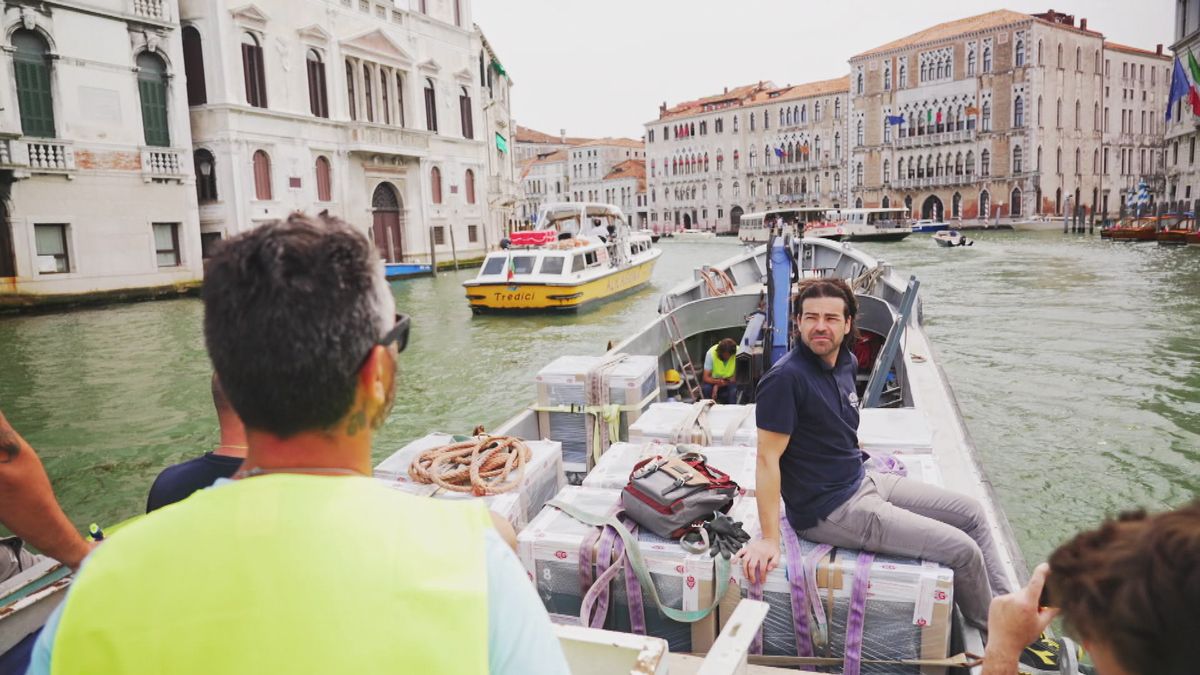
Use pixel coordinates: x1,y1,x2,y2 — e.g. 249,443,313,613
1,233,1196,566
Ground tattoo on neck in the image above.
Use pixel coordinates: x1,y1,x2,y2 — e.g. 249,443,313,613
345,408,367,436
0,429,20,464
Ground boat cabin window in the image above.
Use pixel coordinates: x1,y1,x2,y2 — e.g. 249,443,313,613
482,256,506,275
571,254,586,273
539,256,565,275
512,256,536,275
584,251,599,267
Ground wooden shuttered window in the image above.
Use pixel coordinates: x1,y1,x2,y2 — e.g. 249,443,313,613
253,150,272,200
13,30,55,138
464,169,475,204
430,166,442,204
138,53,170,147
306,50,328,118
315,156,332,202
459,89,473,139
241,33,267,108
424,78,437,132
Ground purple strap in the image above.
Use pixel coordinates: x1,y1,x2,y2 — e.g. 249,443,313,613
617,514,647,635
747,575,765,655
779,515,815,657
579,522,620,628
865,453,908,477
804,543,834,644
579,525,602,592
842,551,875,675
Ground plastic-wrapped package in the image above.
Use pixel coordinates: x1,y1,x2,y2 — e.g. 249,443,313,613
858,408,934,455
719,496,954,674
373,433,565,530
534,356,661,477
628,403,757,446
581,441,758,496
517,486,717,653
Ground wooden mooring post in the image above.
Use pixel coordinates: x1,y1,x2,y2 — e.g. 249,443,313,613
428,226,437,272
449,226,460,271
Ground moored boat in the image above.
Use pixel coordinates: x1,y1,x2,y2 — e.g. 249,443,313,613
911,219,950,233
672,228,718,241
933,229,973,247
737,207,826,245
463,203,661,313
1156,213,1195,246
1101,216,1158,242
382,262,433,279
811,207,913,242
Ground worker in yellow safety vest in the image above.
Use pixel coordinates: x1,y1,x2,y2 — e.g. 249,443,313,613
702,337,739,404
28,214,570,675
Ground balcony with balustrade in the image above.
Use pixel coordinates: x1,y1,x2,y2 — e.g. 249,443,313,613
3,139,75,175
141,147,187,182
344,123,431,157
130,0,169,21
894,124,976,149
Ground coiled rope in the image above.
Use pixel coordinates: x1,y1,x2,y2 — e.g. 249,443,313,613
408,435,531,496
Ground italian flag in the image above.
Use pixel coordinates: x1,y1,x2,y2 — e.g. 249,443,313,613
506,253,516,283
1188,50,1200,115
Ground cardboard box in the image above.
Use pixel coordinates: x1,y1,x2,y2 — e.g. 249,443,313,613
629,403,757,446
718,495,954,674
374,433,565,530
533,355,661,477
859,408,934,455
518,486,718,654
581,441,759,496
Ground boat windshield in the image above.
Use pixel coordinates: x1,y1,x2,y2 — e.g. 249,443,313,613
539,256,565,275
482,257,506,275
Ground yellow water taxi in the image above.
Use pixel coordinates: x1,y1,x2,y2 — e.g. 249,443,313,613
464,203,661,313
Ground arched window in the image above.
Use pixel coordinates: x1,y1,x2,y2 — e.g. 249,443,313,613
252,150,272,200
1056,98,1062,128
137,52,170,147
733,181,740,198
955,152,963,175
1037,146,1042,170
981,149,990,177
181,26,207,106
856,119,864,146
855,162,864,187
750,180,757,198
1094,102,1100,131
306,49,328,118
1056,148,1062,173
431,166,443,204
834,98,841,118
194,149,217,203
464,168,476,204
363,64,374,122
979,189,990,219
1075,46,1081,71
833,172,841,193
1015,39,1024,66
1013,146,1023,173
856,71,863,94
897,158,904,179
1011,187,1022,216
315,156,332,202
12,30,55,138
1037,40,1043,65
1037,96,1043,126
459,86,473,139
965,151,975,175
346,61,356,120
952,192,962,218
1057,43,1063,67
1014,96,1024,127
899,62,907,88
424,78,438,132
884,64,892,89
1075,148,1081,173
882,195,890,208
982,46,992,72
241,32,267,108
1074,100,1081,130
982,101,991,131
834,132,841,160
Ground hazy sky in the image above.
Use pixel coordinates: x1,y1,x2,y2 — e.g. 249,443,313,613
473,1,1174,139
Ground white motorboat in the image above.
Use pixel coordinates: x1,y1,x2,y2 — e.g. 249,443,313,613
933,229,973,247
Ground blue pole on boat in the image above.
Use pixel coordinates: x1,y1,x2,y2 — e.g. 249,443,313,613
768,236,793,368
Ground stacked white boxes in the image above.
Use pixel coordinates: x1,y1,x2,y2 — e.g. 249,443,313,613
534,355,660,479
858,408,935,455
719,497,955,674
628,403,757,446
374,433,565,531
581,442,759,497
517,486,718,653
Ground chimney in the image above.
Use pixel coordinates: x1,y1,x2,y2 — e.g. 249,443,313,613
1079,17,1087,30
1158,44,1164,55
560,129,566,143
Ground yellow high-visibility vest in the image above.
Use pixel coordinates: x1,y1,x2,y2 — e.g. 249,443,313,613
707,345,736,380
51,474,490,675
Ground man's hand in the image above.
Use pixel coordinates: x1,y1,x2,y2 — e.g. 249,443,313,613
735,537,780,584
982,563,1059,675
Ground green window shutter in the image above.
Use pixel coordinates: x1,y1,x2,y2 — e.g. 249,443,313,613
139,76,170,147
15,56,55,138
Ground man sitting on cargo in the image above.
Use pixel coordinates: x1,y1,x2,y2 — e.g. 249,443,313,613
701,337,739,404
28,214,569,675
738,277,1013,631
145,373,246,512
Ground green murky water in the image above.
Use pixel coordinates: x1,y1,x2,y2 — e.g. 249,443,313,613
1,233,1196,565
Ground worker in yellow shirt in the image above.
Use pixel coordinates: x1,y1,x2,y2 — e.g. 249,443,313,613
701,338,739,404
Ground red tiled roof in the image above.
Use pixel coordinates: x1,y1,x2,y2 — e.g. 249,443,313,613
854,10,1034,58
603,159,647,192
657,82,774,120
748,76,850,105
1106,42,1168,60
514,125,591,146
576,137,645,150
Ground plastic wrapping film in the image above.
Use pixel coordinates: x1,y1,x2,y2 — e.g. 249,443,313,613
720,466,955,674
581,441,759,497
858,408,935,455
534,356,661,476
518,487,718,653
373,433,565,530
628,402,758,446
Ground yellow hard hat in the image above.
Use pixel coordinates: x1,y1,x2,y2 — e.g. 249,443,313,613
664,369,682,384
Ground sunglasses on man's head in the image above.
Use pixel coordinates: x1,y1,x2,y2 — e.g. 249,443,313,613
380,313,410,353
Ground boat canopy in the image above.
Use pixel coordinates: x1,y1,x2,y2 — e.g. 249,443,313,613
535,202,629,239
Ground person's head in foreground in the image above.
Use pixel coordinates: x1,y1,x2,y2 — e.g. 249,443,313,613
987,501,1199,675
203,212,405,468
793,278,859,363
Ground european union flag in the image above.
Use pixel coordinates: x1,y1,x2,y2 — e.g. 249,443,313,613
1168,56,1190,121
886,115,906,125
774,147,784,158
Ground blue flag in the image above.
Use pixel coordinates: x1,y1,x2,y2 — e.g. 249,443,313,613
886,115,905,125
1168,56,1189,121
774,146,784,158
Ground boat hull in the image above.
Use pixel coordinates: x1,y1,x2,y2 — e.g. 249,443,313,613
911,223,949,233
845,230,913,242
1104,227,1157,242
464,256,658,312
1157,230,1192,246
384,262,433,279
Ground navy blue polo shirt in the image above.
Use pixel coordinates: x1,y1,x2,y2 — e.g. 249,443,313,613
146,453,244,512
755,342,865,530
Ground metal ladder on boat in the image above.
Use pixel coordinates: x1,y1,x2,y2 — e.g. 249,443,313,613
664,310,704,402
861,275,920,409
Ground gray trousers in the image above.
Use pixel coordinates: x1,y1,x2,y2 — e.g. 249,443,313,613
797,472,1013,628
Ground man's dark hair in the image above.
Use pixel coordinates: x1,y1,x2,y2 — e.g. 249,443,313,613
210,373,236,419
203,213,388,438
792,278,860,345
1047,501,1199,675
716,337,737,358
